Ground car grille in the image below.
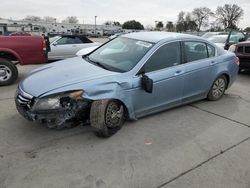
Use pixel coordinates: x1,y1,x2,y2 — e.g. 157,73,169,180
16,87,34,107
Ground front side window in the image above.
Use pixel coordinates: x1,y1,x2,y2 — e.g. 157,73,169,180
87,37,153,72
185,41,208,62
145,42,181,73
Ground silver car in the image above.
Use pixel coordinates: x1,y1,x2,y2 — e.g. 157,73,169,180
48,35,100,60
15,32,239,138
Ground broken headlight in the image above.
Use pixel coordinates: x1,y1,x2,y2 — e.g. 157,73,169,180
32,90,84,111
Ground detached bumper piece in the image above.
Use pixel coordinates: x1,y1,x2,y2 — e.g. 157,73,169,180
15,89,91,129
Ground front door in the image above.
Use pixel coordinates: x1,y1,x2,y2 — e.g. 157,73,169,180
129,41,185,117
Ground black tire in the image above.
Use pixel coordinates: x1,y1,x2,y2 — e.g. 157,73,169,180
238,68,242,74
0,58,18,86
90,100,125,138
207,75,228,101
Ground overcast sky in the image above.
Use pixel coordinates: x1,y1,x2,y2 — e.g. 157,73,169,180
1,0,249,28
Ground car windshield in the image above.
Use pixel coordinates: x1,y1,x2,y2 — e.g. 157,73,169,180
86,37,154,72
49,36,60,43
208,35,227,43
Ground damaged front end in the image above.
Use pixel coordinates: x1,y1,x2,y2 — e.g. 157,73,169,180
15,87,92,128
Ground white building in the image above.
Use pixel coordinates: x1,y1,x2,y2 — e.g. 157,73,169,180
0,18,122,36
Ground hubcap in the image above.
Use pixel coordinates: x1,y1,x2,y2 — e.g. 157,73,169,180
0,65,12,82
105,102,124,128
212,78,225,98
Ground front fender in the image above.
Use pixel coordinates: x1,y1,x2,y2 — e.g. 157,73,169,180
40,79,136,120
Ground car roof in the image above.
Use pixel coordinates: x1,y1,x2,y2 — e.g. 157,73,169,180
209,35,228,38
122,31,202,43
235,40,250,46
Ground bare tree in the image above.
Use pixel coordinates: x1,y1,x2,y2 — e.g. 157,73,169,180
192,7,212,31
176,11,197,32
215,4,244,29
62,16,79,24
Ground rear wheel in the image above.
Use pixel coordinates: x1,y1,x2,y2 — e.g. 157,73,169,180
0,58,18,86
90,100,125,138
207,75,227,101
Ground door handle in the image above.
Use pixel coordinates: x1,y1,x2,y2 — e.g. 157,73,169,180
210,61,216,65
174,70,184,76
72,45,77,47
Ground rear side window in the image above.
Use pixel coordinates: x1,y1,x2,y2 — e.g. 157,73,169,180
237,46,243,53
184,41,215,62
145,42,181,73
184,42,208,62
81,36,93,43
245,46,250,53
207,44,215,57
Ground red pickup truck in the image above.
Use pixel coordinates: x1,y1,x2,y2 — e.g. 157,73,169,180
0,36,47,86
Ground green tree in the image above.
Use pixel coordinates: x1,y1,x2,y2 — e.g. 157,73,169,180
244,27,250,32
192,7,213,31
156,21,164,29
215,4,244,29
62,16,79,24
24,15,42,22
122,20,144,30
166,21,174,32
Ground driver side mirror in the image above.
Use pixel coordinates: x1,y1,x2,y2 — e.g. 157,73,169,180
52,42,58,46
141,74,153,93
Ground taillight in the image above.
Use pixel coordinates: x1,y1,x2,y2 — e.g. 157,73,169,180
235,57,240,66
42,40,46,51
228,45,236,52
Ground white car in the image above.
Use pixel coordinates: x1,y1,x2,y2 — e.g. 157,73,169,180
48,35,100,60
76,46,100,56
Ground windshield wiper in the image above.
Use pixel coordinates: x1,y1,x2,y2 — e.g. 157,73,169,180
83,55,109,70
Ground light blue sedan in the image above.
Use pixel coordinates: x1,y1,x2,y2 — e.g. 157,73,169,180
15,32,239,137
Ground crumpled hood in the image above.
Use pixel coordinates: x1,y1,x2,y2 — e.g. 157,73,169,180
20,57,117,97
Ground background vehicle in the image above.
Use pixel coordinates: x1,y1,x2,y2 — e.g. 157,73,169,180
229,41,250,72
108,32,124,40
9,32,32,36
0,36,47,86
16,32,239,137
202,32,229,39
204,31,248,50
48,35,100,60
207,35,228,48
76,46,100,56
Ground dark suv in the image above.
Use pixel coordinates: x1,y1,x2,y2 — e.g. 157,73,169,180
229,41,250,72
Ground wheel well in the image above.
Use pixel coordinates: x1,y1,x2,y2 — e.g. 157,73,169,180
221,73,230,89
0,51,18,62
113,99,129,119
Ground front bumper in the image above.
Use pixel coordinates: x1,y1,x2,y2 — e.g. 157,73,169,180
15,88,91,128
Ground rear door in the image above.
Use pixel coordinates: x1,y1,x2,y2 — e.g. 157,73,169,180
182,41,216,103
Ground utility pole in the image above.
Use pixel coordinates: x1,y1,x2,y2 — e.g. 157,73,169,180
94,16,97,35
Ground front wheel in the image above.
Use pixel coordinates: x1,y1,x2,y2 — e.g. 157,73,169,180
207,75,227,101
90,100,125,138
0,58,18,86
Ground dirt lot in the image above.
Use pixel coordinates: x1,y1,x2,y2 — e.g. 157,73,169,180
0,64,250,188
